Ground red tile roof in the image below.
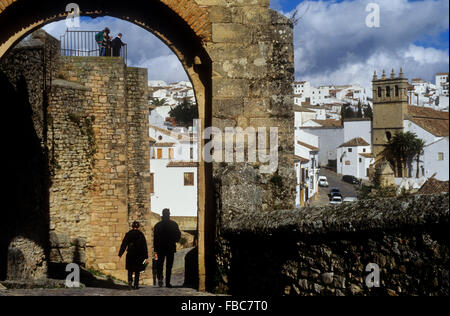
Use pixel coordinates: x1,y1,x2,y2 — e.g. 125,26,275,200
166,161,199,168
294,155,310,164
339,137,370,148
417,177,449,195
311,119,342,128
407,106,449,137
297,141,319,151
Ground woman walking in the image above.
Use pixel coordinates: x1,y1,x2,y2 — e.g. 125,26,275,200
118,221,149,290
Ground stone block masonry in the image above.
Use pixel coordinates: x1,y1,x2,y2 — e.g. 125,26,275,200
217,193,449,296
1,32,152,284
55,56,152,283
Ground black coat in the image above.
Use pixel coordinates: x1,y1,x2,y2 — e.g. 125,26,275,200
111,37,124,57
153,219,181,254
119,230,148,272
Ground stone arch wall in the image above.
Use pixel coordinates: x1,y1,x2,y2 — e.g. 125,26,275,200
0,0,297,292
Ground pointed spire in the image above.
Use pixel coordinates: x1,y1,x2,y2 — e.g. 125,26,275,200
391,68,396,78
381,69,386,80
399,67,404,78
373,70,378,81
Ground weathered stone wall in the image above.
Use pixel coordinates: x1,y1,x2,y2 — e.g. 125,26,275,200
217,193,449,296
207,4,296,212
0,30,60,280
47,79,93,266
53,57,151,282
1,34,152,283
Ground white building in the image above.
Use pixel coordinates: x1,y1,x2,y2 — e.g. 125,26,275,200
407,74,449,111
300,123,344,168
294,130,320,207
149,125,199,217
436,72,449,97
294,81,370,111
403,106,449,181
149,105,173,129
336,137,374,180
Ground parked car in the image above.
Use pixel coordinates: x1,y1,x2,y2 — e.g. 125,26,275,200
318,176,329,187
329,187,342,200
330,196,343,205
343,197,358,203
342,175,361,185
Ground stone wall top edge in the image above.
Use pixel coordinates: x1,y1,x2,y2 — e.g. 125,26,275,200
222,193,449,237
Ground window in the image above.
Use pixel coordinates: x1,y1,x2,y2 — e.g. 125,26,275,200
184,172,195,186
190,147,194,160
395,85,399,97
438,152,444,161
363,148,367,153
157,148,163,159
345,161,351,166
386,86,391,97
359,158,362,163
348,148,353,153
150,173,154,194
385,132,392,142
169,148,174,160
378,87,382,98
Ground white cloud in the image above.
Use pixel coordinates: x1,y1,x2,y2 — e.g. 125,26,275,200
289,0,449,90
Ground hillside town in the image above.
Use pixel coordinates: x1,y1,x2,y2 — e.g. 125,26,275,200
149,71,449,212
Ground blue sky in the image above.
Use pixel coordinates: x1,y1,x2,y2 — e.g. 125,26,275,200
44,0,449,91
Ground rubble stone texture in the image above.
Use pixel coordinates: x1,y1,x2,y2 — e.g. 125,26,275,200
217,193,449,296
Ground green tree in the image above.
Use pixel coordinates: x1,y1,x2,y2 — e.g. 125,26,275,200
413,138,426,178
362,104,373,120
383,131,424,178
151,98,168,107
169,98,198,127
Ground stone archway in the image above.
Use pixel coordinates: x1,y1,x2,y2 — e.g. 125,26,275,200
0,0,297,292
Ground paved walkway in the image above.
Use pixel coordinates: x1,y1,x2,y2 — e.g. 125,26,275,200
0,248,217,296
0,285,215,296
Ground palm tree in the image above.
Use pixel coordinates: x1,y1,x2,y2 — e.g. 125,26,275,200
413,138,426,178
383,131,423,178
151,98,168,107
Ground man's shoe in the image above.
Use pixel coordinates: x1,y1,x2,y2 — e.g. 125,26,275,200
166,284,172,288
158,280,163,287
133,285,140,290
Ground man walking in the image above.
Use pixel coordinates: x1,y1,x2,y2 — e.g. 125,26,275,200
118,221,149,290
154,209,181,288
111,33,126,57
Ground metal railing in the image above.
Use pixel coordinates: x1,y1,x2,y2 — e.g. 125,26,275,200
60,29,127,63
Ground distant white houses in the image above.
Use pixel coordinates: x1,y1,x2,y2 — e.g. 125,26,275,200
148,80,196,106
294,130,320,207
293,81,370,107
407,73,449,111
149,125,199,217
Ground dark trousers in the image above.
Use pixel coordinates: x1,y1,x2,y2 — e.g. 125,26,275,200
157,252,174,286
128,270,140,287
